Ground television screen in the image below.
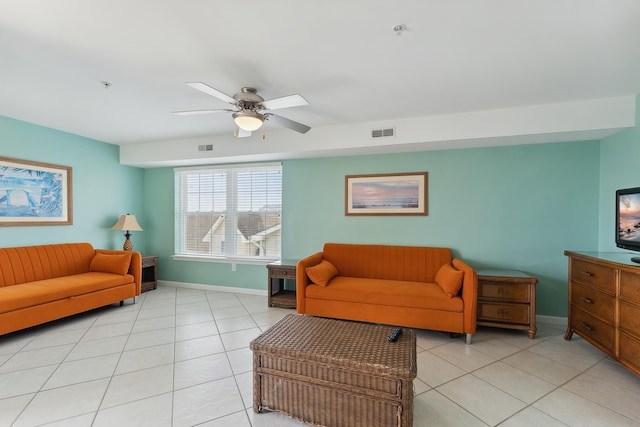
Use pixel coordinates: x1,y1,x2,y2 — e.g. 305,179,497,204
616,187,640,261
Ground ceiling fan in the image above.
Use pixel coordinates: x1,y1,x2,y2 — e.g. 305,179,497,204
174,82,311,137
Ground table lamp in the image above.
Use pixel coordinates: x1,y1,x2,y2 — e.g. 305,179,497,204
111,213,143,251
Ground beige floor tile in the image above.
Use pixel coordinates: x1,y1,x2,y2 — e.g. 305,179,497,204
498,406,567,427
93,392,173,427
102,364,174,409
174,335,225,362
416,350,466,387
429,341,498,372
437,374,527,425
534,388,640,427
13,378,109,427
413,390,487,427
173,377,244,427
175,320,219,341
502,349,581,385
473,361,556,404
43,353,119,390
174,352,233,390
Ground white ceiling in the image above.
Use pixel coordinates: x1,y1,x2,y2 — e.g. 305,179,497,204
1,0,640,164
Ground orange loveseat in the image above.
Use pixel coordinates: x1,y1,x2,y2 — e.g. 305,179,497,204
0,242,141,336
296,243,478,343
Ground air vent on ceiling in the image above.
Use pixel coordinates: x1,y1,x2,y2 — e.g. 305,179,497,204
198,144,214,152
371,127,395,138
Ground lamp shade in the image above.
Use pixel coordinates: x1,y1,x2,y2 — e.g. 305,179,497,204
233,111,264,131
111,214,143,231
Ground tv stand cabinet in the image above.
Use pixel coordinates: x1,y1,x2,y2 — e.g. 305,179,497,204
564,251,640,377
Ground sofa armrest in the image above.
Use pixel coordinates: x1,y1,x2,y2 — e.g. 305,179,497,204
452,258,478,334
95,249,142,295
296,252,324,314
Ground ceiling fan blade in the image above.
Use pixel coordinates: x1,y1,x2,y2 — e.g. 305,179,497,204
260,94,308,110
186,82,236,104
266,114,311,134
237,128,252,138
173,109,233,116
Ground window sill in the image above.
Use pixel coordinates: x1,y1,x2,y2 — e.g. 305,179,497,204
171,254,279,266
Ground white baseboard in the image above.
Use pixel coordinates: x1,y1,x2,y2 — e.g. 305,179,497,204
536,315,567,326
158,280,267,297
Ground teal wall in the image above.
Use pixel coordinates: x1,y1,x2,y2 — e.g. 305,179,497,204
4,108,630,318
144,141,601,316
0,116,146,251
599,94,640,251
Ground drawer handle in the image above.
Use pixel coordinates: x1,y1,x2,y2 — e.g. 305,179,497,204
497,287,509,296
497,308,509,317
579,296,593,304
581,271,594,277
580,322,594,332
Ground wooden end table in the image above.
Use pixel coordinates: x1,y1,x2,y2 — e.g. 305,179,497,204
266,260,298,308
141,255,158,293
476,269,538,338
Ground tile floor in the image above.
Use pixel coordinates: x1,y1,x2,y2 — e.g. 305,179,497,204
1,285,640,426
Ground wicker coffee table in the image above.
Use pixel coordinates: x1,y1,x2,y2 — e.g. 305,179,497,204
250,314,417,427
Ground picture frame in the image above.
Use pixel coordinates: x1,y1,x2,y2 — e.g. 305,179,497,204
345,172,428,216
0,156,73,226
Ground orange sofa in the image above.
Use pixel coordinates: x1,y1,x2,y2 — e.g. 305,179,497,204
0,242,141,336
296,243,478,343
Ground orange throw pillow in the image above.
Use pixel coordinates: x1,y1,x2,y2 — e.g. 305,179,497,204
90,252,132,276
435,263,464,298
306,260,338,287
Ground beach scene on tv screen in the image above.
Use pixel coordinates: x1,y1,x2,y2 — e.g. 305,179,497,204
619,193,640,242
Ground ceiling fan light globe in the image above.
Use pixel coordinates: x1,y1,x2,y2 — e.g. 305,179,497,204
233,112,264,132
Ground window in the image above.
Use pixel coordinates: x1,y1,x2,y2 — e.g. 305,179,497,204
174,163,282,261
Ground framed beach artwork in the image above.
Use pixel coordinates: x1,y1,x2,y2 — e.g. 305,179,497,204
0,156,73,226
345,172,428,216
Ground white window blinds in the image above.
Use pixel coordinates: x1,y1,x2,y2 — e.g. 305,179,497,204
174,163,282,261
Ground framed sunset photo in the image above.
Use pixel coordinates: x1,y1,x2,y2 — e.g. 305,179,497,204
345,172,427,216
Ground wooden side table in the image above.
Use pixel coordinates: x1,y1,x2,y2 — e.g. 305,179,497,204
141,255,158,293
267,260,298,308
476,269,538,338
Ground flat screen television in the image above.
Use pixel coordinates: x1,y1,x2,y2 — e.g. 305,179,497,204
616,186,640,264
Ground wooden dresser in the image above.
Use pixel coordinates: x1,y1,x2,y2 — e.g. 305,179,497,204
564,251,640,376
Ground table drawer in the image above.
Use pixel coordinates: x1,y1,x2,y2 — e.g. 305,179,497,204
479,282,529,302
477,302,530,324
619,300,640,339
142,256,157,268
570,259,615,293
570,306,614,352
620,270,640,305
570,282,615,322
269,267,295,278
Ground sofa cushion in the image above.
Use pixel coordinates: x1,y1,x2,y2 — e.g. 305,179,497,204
90,252,132,276
305,276,463,312
306,260,338,287
435,263,464,297
0,273,134,314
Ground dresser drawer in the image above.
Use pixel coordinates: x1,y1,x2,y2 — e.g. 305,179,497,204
570,259,615,293
570,282,615,322
479,282,530,302
571,307,614,352
619,300,640,338
478,302,530,324
620,270,640,305
618,331,640,374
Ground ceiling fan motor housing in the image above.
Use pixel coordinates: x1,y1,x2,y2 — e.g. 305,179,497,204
233,87,264,110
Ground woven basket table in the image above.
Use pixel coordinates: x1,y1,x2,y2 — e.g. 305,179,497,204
250,314,417,427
